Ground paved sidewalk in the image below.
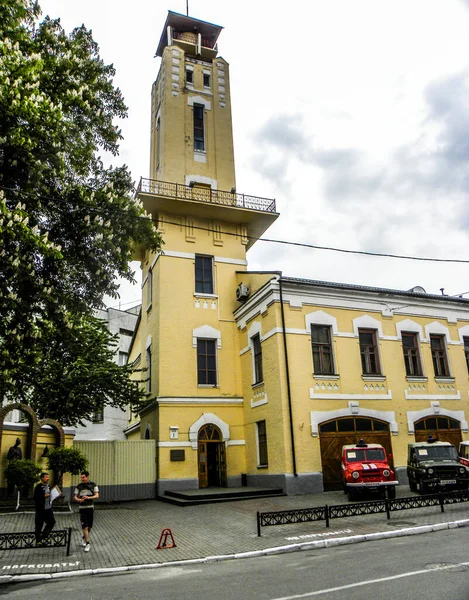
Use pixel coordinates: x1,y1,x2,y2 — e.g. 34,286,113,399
2,488,469,584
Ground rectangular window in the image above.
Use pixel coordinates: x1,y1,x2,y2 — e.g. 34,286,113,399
311,325,334,374
359,329,381,375
464,337,469,374
195,255,213,294
197,339,217,385
147,268,152,308
186,68,193,84
193,103,205,151
257,420,268,467
118,351,128,366
92,404,104,424
402,332,422,376
156,117,161,166
146,345,152,393
252,334,263,384
203,72,210,88
430,334,450,377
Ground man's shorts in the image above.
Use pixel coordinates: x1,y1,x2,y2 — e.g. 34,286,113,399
79,508,94,530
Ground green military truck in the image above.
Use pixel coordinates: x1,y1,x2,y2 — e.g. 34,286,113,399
407,438,469,494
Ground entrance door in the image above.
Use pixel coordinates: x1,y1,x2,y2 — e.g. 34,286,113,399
198,424,226,488
319,417,393,491
414,416,462,446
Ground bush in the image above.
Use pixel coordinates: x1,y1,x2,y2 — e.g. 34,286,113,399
47,447,88,487
5,459,41,492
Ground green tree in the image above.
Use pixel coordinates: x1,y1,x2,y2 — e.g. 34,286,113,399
47,446,88,488
5,459,42,497
0,1,161,421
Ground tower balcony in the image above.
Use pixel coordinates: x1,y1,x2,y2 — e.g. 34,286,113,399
171,31,218,60
136,178,279,251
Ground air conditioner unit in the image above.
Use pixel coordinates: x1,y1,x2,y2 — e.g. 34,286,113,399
236,283,250,302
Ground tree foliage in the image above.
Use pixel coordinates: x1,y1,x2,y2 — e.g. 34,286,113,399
0,1,160,422
5,458,41,490
47,446,88,488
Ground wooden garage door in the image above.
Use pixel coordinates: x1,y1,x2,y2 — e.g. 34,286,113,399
414,416,462,447
319,417,393,491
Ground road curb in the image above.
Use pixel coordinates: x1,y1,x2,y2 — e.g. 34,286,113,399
2,518,469,585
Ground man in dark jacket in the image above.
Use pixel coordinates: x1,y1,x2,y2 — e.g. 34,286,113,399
33,472,56,544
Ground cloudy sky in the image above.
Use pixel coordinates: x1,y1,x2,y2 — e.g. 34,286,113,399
38,0,469,309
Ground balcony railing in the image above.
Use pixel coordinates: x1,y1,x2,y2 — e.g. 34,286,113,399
172,31,218,52
137,178,276,214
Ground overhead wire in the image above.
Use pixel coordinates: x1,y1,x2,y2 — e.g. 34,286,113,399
2,184,469,265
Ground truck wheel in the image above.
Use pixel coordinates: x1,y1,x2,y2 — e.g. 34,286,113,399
418,482,427,494
387,486,396,499
409,478,417,492
347,490,356,502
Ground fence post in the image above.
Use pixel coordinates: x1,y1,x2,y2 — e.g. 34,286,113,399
325,505,329,528
439,491,445,513
66,527,72,556
385,497,390,520
257,511,261,537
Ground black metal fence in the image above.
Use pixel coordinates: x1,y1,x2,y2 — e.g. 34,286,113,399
0,528,72,555
137,178,277,214
257,490,469,536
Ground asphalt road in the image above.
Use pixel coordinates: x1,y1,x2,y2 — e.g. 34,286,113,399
2,527,469,599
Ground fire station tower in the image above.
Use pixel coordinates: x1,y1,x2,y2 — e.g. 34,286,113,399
130,12,278,495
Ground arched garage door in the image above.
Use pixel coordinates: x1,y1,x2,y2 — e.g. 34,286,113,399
414,416,462,447
319,417,393,491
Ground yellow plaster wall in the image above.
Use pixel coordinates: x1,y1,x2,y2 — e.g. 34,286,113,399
157,403,246,480
151,49,235,191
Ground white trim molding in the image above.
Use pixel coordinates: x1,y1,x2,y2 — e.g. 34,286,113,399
187,95,211,110
404,390,461,401
188,412,230,449
352,315,384,338
310,389,392,401
310,406,398,437
185,174,217,189
305,310,339,335
395,319,424,340
157,397,243,405
424,321,450,343
407,405,468,434
192,325,222,348
458,325,469,345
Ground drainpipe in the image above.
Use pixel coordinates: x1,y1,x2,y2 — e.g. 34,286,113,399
278,276,297,477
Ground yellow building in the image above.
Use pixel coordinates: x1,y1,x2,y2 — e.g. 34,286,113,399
127,11,469,496
127,11,278,497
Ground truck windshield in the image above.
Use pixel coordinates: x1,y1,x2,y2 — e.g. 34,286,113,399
416,446,458,460
346,448,385,462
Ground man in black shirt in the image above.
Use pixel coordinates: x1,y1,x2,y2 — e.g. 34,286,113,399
33,472,56,545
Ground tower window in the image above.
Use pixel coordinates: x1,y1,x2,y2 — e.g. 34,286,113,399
146,345,152,393
197,339,217,385
186,68,193,84
203,73,210,88
156,117,161,167
195,255,213,294
193,104,205,151
256,420,268,467
252,333,263,384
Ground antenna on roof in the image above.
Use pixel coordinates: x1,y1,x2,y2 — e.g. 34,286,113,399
186,0,189,16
